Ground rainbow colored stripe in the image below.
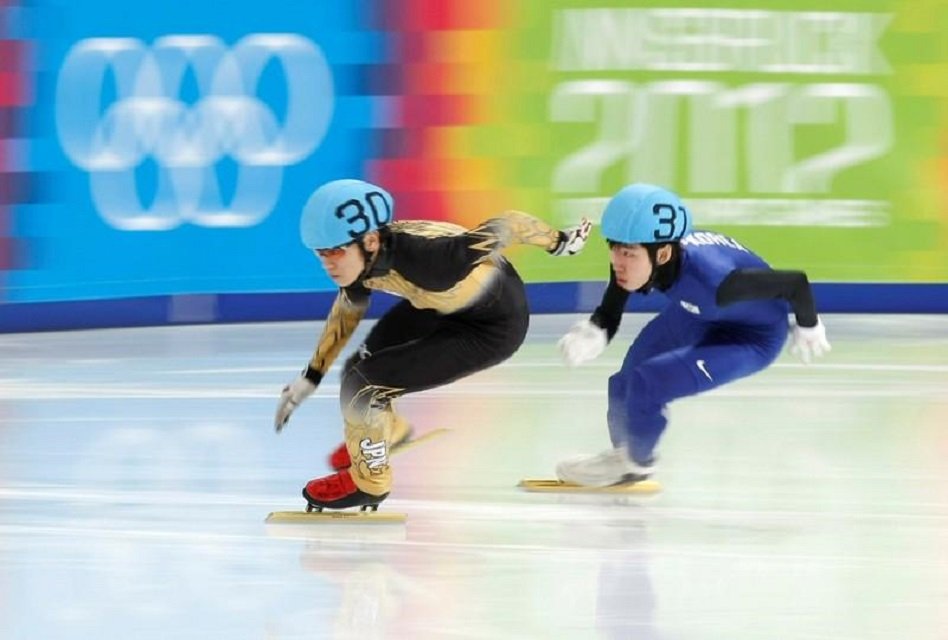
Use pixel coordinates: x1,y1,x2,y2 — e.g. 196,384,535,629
359,0,539,229
0,0,30,275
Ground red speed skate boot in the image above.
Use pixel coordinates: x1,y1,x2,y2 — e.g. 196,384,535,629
302,469,389,512
327,443,353,472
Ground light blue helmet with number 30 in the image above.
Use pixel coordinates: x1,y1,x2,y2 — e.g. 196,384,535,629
300,179,395,250
600,183,692,245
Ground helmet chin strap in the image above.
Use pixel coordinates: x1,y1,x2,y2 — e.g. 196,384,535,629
355,236,380,281
635,245,661,293
637,244,680,293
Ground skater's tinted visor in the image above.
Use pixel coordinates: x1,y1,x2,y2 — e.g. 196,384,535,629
315,242,355,259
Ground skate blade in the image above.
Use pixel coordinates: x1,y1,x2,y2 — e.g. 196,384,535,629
265,510,406,524
517,479,662,494
267,430,448,525
391,428,450,456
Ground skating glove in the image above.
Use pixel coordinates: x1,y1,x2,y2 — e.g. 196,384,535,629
274,374,317,433
788,317,831,364
549,218,593,256
558,319,608,366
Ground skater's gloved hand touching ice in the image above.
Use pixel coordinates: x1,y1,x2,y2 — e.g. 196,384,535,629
788,317,831,364
558,319,608,367
274,372,318,433
549,218,593,257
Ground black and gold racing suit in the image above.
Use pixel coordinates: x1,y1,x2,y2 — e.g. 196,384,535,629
303,212,564,497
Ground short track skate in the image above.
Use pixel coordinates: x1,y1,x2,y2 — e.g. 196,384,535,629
266,428,450,524
265,506,406,524
517,478,662,494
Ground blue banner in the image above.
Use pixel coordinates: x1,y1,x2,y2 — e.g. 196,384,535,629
8,0,391,302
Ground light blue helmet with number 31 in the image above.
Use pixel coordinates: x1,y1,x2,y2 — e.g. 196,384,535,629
300,179,395,250
600,183,692,245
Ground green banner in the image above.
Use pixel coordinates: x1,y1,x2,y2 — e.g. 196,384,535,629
482,0,948,283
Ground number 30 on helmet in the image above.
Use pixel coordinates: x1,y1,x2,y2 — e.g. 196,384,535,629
600,183,692,245
300,179,395,250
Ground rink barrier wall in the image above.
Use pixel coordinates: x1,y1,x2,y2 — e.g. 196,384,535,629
1,282,946,333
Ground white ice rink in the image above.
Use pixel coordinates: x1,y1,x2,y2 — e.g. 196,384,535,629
2,313,947,640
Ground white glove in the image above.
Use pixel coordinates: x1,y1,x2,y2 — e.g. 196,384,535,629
788,318,831,364
274,374,317,433
549,217,592,256
558,319,608,366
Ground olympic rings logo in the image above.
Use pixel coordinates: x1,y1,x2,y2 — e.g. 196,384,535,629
55,34,334,231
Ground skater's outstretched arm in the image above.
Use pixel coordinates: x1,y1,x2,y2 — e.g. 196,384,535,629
590,266,631,341
381,213,592,291
716,268,830,363
558,266,629,367
306,284,371,381
469,211,592,257
274,285,370,432
716,268,817,326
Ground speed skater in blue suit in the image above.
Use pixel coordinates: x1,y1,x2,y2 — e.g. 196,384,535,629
556,184,831,487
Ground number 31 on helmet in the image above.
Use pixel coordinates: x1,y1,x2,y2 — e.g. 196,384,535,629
600,183,692,245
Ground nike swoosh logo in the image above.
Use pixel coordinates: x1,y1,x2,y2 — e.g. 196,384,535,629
696,359,713,381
